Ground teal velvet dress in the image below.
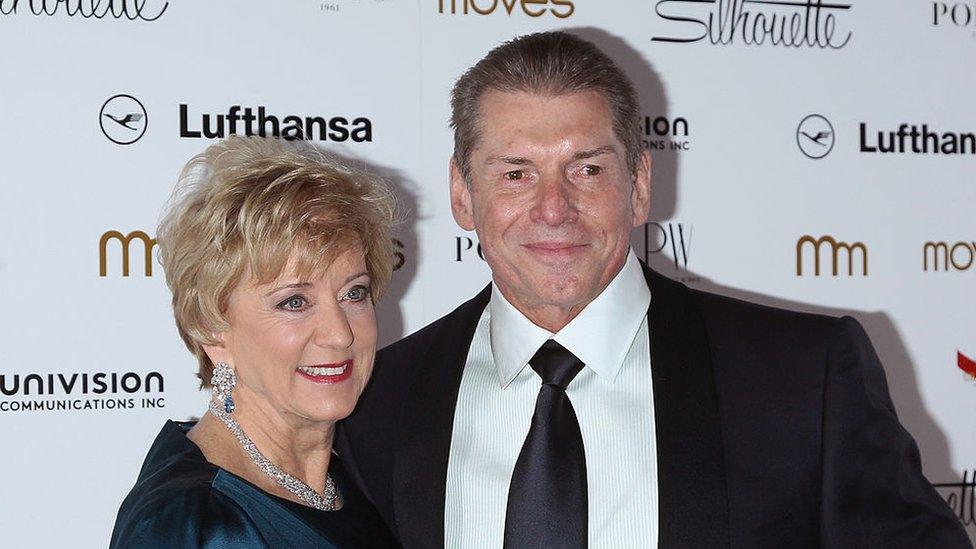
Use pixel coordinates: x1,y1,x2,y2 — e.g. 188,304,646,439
109,421,397,548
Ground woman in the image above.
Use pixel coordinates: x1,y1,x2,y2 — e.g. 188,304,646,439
110,136,398,548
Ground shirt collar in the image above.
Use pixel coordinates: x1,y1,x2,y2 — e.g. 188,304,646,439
489,252,651,388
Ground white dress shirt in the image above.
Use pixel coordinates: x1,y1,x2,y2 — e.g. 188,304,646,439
444,252,658,548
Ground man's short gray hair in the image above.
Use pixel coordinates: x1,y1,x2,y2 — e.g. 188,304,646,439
450,31,642,181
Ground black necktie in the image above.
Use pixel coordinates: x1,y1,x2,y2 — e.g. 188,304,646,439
504,340,587,549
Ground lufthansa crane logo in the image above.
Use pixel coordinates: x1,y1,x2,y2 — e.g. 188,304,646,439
100,94,148,145
797,114,835,159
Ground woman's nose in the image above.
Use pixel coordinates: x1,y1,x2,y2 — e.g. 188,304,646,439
314,304,354,349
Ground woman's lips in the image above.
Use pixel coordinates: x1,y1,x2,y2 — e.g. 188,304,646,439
296,360,353,384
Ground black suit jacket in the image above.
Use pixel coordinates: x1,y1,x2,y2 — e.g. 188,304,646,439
339,265,969,548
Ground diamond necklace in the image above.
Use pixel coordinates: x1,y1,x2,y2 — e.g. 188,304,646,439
208,399,340,511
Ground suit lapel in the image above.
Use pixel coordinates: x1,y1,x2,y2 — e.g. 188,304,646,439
644,265,730,547
392,285,491,549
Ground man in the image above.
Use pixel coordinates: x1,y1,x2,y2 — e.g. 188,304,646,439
340,32,969,548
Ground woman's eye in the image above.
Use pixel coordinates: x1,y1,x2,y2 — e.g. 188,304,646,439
278,296,308,311
503,170,524,181
346,285,371,302
580,164,602,176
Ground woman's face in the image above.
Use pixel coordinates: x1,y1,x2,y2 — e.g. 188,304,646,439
209,246,377,425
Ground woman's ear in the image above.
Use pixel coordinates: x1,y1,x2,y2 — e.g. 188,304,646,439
202,331,231,367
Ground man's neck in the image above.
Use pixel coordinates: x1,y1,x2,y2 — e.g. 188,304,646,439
515,302,584,333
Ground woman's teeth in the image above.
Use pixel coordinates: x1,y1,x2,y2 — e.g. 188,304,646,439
298,364,347,376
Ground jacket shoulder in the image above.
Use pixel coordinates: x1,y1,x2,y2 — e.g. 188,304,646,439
111,469,262,548
376,284,491,367
687,285,845,342
678,283,859,396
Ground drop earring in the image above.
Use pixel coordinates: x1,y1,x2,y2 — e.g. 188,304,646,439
211,362,237,414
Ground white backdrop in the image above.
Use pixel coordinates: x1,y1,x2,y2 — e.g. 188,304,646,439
1,0,974,546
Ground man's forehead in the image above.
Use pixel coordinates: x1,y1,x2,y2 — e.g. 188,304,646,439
472,89,619,156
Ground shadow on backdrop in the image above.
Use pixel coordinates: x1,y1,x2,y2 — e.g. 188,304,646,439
571,26,679,222
574,26,958,492
309,146,421,349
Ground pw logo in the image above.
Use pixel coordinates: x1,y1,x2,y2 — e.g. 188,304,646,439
99,230,157,277
796,235,867,276
641,222,692,270
99,94,148,145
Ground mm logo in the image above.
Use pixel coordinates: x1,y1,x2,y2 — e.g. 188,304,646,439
923,241,975,271
796,235,868,276
437,0,573,18
99,230,156,277
98,232,404,277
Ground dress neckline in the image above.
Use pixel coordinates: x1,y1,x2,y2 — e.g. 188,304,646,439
165,420,347,513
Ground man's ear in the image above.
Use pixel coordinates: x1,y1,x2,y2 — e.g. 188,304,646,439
449,157,476,231
630,150,652,228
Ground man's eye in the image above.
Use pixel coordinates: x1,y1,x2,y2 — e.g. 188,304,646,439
346,285,371,302
503,170,524,181
581,164,602,176
278,296,308,310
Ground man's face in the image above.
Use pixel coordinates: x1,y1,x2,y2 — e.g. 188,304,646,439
450,89,651,328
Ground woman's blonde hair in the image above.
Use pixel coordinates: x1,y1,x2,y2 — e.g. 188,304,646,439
157,136,396,387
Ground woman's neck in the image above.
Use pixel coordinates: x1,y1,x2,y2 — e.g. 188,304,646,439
188,392,336,499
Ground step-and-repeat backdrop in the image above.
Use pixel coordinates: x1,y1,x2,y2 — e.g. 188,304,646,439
1,0,974,545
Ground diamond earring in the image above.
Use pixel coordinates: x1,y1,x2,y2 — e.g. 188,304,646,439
211,362,237,414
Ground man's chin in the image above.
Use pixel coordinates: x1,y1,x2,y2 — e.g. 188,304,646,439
527,275,593,307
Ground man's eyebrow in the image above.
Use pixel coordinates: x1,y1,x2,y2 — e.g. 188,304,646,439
485,155,532,166
484,147,616,166
572,146,616,161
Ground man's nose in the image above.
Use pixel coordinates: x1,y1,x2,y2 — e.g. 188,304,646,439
529,176,579,226
313,304,355,349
